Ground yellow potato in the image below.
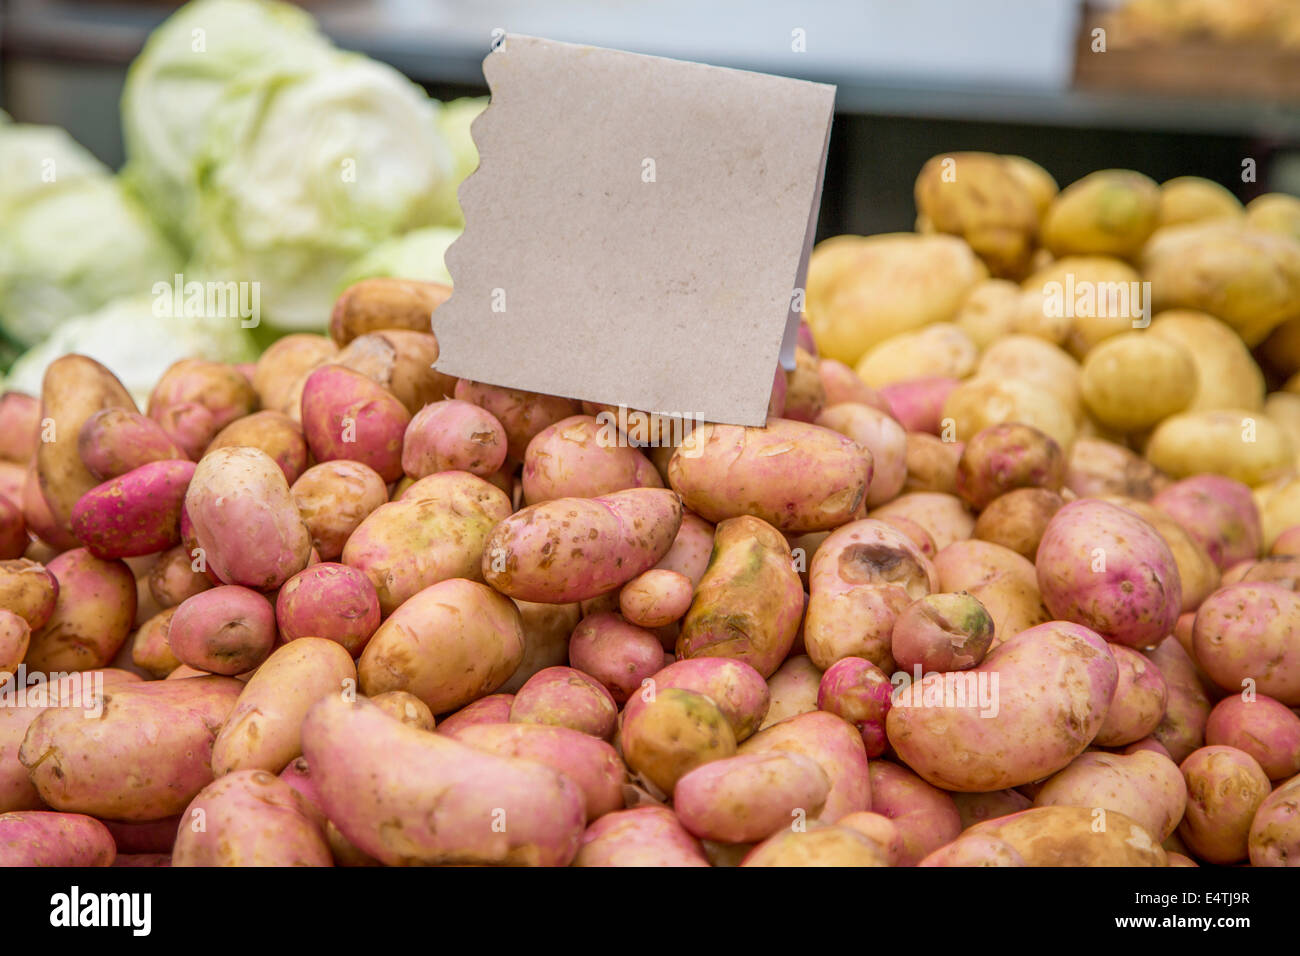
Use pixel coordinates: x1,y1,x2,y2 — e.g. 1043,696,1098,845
853,323,977,389
1261,316,1300,377
1254,473,1300,548
1079,332,1196,431
1042,169,1160,259
1157,176,1242,229
1246,192,1300,242
1148,310,1264,411
976,335,1082,421
1145,409,1294,486
953,279,1022,350
805,233,986,366
1264,392,1300,456
1001,155,1059,222
1022,256,1146,359
941,377,1076,452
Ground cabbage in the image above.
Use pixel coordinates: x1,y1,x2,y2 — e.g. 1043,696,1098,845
120,0,334,251
188,53,456,331
427,97,487,229
0,122,110,219
4,294,257,407
337,226,461,289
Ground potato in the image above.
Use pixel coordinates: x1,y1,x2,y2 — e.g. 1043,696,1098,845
1144,636,1211,764
620,687,736,794
511,666,618,739
437,694,515,736
1102,497,1220,614
252,333,338,417
804,232,986,366
1147,310,1264,412
902,433,962,497
399,399,506,482
950,789,1032,830
891,592,993,673
186,446,312,590
497,600,581,694
1247,772,1300,867
1002,155,1057,219
1021,255,1146,358
1042,169,1160,259
329,277,452,345
335,329,448,414
25,548,135,672
1096,645,1169,747
1036,499,1181,648
914,152,1039,278
275,563,381,656
147,545,212,609
358,578,522,713
963,805,1166,865
668,419,869,533
212,638,357,775
1152,474,1262,570
868,760,963,865
518,414,662,506
817,359,891,412
1143,220,1300,346
1065,436,1168,500
673,751,829,844
740,822,891,866
804,518,938,671
942,377,1076,453
131,607,180,678
677,516,802,678
629,658,771,745
1034,750,1185,841
887,621,1118,791
917,834,1025,866
976,335,1083,420
835,811,904,864
290,460,388,562
1205,694,1300,781
300,365,410,483
20,675,242,820
954,279,1022,350
68,459,194,560
147,359,256,447
1178,745,1271,864
0,392,40,465
0,495,23,560
169,585,275,676
616,569,692,629
0,811,115,867
454,380,583,463
869,492,974,552
483,488,681,604
815,657,893,757
77,407,186,482
972,488,1062,561
954,423,1065,511
815,403,905,506
573,806,709,866
1247,192,1300,240
1193,583,1300,704
739,711,870,821
206,411,308,484
0,558,58,631
1158,176,1242,228
344,471,511,615
172,769,330,867
567,613,663,704
650,510,714,588
36,355,136,532
854,324,977,389
932,539,1050,647
1080,332,1196,431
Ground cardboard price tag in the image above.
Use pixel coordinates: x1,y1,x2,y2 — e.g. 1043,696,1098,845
433,35,835,427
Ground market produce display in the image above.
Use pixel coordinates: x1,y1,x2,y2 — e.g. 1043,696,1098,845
5,0,1300,870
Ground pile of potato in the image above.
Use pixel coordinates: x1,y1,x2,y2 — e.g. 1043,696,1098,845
2,155,1300,867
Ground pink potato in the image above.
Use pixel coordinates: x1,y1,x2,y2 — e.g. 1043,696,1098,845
0,610,29,678
147,359,256,438
836,811,905,864
69,459,194,559
804,518,938,672
869,492,975,551
816,657,893,757
886,621,1118,791
619,569,692,628
302,694,586,866
132,607,181,678
358,578,524,714
0,461,24,509
1273,525,1300,555
762,655,823,729
1205,694,1300,780
739,711,870,822
185,446,312,590
890,592,994,672
1152,474,1262,571
961,806,1166,865
0,496,24,560
98,815,181,854
275,563,381,656
1178,745,1271,864
674,751,830,844
1248,772,1300,867
814,403,904,506
1144,636,1211,763
1035,499,1182,648
152,402,216,460
917,834,1025,867
402,399,507,480
0,811,115,866
25,548,135,672
1095,644,1169,747
954,423,1065,511
76,407,187,481
1064,437,1169,501
147,544,212,608
279,757,327,828
290,460,389,561
1193,583,1300,704
206,411,309,484
868,760,963,866
879,376,960,436
437,694,515,734
173,770,331,867
334,329,447,415
668,418,870,533
454,381,583,464
739,823,891,866
1123,737,1173,759
169,585,276,676
0,392,40,464
652,511,715,587
1034,749,1186,842
448,722,626,821
19,675,242,820
628,657,771,743
573,806,709,866
483,488,682,603
511,666,618,739
877,514,937,558
817,359,890,412
300,365,410,482
521,414,662,504
567,613,663,704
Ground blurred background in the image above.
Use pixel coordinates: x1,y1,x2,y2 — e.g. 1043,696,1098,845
6,0,1300,238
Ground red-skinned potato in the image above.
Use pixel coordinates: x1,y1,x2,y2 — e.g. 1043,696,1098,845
917,834,1025,867
403,399,507,480
0,610,29,678
652,511,715,587
25,548,135,672
1205,694,1300,780
275,563,381,656
628,657,771,743
620,687,737,794
961,805,1166,865
1095,644,1169,747
173,769,331,867
568,613,663,704
370,691,437,731
437,693,514,736
147,359,255,440
454,380,583,463
1034,749,1186,841
521,414,661,504
168,585,276,676
739,711,870,822
740,821,890,866
510,667,618,740
868,760,963,866
499,600,581,694
619,569,692,628
70,459,194,559
891,592,994,672
573,806,709,866
1248,771,1300,866
815,403,904,506
300,365,410,482
870,492,975,551
0,392,40,465
290,460,388,562
1178,745,1271,864
0,559,55,632
0,811,115,866
1192,582,1300,704
335,329,448,415
206,411,308,484
1144,636,1211,763
674,751,830,844
77,407,187,481
1152,474,1261,571
816,657,893,757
